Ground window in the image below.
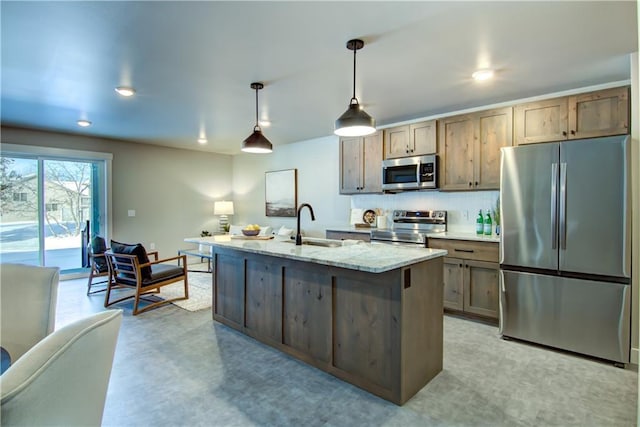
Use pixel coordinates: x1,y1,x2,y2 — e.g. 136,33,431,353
13,192,27,202
45,203,59,211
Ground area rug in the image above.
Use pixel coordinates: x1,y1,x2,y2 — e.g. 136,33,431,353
159,270,212,312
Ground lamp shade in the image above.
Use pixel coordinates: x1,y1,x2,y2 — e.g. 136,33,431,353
334,102,376,136
214,201,234,216
241,128,273,153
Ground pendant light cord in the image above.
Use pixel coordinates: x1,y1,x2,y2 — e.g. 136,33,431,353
351,47,358,104
254,87,260,131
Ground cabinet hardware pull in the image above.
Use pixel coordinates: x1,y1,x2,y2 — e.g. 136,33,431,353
562,131,567,136
570,130,575,135
454,248,474,253
468,182,472,187
475,181,479,186
459,264,462,267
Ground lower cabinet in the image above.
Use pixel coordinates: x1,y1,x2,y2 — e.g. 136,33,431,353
429,239,499,321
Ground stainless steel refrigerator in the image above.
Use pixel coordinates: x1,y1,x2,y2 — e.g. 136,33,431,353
499,135,631,364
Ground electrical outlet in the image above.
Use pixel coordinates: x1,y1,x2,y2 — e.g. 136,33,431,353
128,209,136,217
149,243,156,250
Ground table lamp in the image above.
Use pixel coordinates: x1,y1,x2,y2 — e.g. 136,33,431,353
214,201,234,232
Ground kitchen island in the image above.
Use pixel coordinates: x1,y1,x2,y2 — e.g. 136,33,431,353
186,235,447,405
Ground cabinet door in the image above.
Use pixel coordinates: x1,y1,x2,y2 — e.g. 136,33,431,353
214,252,245,328
410,120,437,156
383,125,410,159
339,136,363,194
442,257,464,311
514,97,568,145
361,131,383,193
475,108,512,190
438,114,475,190
568,86,630,139
463,260,499,319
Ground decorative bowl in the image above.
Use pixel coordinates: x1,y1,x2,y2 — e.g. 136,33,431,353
242,229,260,236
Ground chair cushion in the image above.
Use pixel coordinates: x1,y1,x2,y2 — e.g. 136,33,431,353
110,240,152,280
143,264,185,286
90,236,108,271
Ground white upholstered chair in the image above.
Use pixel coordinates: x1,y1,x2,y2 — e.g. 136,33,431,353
0,263,59,361
1,309,123,426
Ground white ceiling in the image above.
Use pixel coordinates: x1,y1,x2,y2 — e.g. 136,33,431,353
1,1,637,155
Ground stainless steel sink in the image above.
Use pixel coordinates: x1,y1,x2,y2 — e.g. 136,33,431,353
284,238,343,247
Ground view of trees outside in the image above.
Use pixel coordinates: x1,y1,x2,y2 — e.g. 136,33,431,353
0,156,92,269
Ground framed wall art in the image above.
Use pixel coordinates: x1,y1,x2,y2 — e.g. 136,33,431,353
265,169,297,217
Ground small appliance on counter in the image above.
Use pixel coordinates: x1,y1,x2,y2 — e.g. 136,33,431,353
370,210,446,247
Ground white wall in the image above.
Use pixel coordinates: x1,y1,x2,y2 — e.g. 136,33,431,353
232,135,351,237
1,126,233,257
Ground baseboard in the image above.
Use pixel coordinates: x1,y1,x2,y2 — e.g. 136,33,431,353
631,347,638,365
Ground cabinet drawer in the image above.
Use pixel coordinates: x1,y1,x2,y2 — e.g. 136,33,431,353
428,239,498,263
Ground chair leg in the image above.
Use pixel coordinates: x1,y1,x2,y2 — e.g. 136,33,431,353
86,270,95,295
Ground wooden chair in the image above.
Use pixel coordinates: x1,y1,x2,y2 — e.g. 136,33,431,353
86,239,109,295
103,244,188,315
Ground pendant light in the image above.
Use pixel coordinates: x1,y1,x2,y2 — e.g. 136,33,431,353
242,82,273,154
334,39,376,137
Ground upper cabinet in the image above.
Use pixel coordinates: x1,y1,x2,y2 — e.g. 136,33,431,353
514,86,630,145
339,132,383,194
438,107,513,191
383,120,437,159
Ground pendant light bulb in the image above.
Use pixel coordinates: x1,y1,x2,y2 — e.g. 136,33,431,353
242,82,273,154
335,39,376,137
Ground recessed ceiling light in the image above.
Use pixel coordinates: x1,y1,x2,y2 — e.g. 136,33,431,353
472,69,494,81
77,119,92,127
115,86,136,97
197,138,208,144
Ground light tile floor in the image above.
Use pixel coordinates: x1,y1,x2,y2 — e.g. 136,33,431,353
57,273,638,426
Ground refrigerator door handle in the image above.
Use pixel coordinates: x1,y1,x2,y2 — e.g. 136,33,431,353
559,162,567,250
551,163,558,249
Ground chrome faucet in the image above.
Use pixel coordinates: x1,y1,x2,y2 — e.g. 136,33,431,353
296,203,316,245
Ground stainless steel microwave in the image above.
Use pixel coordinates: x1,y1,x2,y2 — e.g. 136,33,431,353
382,155,438,191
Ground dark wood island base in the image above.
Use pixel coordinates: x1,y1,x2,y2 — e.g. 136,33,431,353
212,246,444,405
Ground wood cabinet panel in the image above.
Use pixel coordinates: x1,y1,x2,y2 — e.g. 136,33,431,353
384,125,410,159
569,86,629,139
514,97,568,145
245,257,282,343
339,131,382,194
213,253,244,327
283,265,332,363
362,132,384,193
428,239,499,263
442,257,464,311
384,120,437,159
438,115,475,190
429,239,499,320
410,120,437,156
514,86,629,145
475,108,513,189
334,275,394,389
464,260,499,319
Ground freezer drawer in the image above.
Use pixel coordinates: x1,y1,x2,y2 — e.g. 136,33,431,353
499,270,630,363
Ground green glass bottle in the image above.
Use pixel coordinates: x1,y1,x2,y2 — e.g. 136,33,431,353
476,210,484,235
484,209,492,235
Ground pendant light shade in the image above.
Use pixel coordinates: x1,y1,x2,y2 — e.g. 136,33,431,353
334,39,376,137
242,82,273,154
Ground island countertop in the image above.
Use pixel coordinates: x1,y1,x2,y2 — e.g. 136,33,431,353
185,235,447,274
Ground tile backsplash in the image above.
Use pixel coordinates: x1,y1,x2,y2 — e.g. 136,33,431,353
351,190,499,233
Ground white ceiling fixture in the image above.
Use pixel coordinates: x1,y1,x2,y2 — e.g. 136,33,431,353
472,69,495,82
334,39,376,137
114,86,136,97
76,120,92,127
197,137,207,144
241,82,273,154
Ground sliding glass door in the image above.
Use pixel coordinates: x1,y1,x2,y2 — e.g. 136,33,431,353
1,153,109,274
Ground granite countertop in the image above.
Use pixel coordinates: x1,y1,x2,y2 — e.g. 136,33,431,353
185,235,447,274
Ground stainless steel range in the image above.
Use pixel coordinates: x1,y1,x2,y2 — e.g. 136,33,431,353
370,210,447,246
